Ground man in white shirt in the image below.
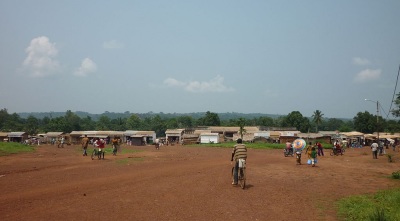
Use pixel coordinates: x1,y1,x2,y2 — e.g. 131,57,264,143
371,140,378,159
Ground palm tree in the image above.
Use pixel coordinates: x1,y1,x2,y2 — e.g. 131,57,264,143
237,118,246,139
312,110,324,132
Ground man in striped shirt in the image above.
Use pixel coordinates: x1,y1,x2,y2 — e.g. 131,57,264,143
231,138,247,185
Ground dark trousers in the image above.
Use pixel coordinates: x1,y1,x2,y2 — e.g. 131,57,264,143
233,161,239,184
318,148,324,156
372,150,378,159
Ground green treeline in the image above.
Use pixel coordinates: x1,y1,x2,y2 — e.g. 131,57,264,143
1,109,400,137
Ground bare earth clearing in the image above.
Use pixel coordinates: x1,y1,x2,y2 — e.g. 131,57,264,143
1,144,400,221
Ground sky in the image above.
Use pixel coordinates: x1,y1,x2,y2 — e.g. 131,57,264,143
0,0,400,119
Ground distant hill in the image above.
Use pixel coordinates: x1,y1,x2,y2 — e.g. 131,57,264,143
17,111,283,121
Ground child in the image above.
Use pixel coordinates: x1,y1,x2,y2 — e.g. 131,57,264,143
296,150,302,165
311,147,318,167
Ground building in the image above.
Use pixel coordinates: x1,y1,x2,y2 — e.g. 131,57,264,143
8,132,28,143
124,130,156,146
200,133,219,144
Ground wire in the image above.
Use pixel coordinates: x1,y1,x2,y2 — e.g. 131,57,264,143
379,103,388,120
387,64,400,119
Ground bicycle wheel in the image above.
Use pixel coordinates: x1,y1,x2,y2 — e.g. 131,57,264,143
239,168,246,189
91,149,96,160
231,167,235,184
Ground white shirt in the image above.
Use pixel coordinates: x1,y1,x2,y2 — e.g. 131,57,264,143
371,142,378,151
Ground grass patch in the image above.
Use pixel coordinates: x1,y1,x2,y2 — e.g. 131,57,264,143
337,188,400,221
116,157,144,165
0,142,35,156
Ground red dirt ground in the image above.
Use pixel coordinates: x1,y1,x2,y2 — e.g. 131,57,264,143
1,144,399,221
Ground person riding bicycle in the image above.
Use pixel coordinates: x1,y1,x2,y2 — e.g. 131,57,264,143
231,138,247,186
94,138,105,159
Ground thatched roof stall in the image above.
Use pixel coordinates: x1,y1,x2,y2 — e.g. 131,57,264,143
8,132,28,143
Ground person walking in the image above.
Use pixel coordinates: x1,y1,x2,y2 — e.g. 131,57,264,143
231,138,247,186
58,136,65,148
81,135,89,156
111,136,120,156
295,150,302,165
371,140,378,159
310,147,318,167
304,142,313,163
316,142,324,156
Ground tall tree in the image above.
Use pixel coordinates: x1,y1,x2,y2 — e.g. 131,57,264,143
281,111,310,133
256,116,275,127
312,110,324,132
96,115,111,130
126,114,142,130
353,111,377,133
237,118,246,139
391,92,400,117
176,116,194,128
0,108,9,130
64,110,81,132
198,111,220,126
25,115,39,135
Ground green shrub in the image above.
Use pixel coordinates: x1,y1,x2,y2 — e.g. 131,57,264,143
387,154,393,163
368,208,387,221
392,170,400,179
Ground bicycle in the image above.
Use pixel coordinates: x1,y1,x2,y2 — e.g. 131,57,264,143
91,148,105,160
231,159,246,189
330,148,345,156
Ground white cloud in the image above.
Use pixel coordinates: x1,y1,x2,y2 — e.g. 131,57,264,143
102,40,124,49
354,69,381,83
74,58,97,77
352,57,370,66
164,78,186,87
163,75,234,93
22,36,60,77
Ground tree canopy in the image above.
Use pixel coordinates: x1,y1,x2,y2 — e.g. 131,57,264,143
1,108,399,136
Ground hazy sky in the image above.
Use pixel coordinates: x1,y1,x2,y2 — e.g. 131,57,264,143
1,0,399,119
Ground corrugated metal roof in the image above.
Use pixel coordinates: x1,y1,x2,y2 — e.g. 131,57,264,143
200,133,219,136
208,126,259,132
341,131,364,137
208,127,239,132
297,133,326,139
70,131,124,136
194,130,212,134
124,131,155,136
0,132,8,136
8,132,27,137
46,132,64,136
165,129,184,134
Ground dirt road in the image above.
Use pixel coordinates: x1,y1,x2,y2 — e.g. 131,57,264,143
1,145,399,221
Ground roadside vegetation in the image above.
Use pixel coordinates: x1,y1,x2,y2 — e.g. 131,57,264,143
0,142,35,156
337,188,400,221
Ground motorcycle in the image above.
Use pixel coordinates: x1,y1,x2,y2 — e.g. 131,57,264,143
284,147,294,157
